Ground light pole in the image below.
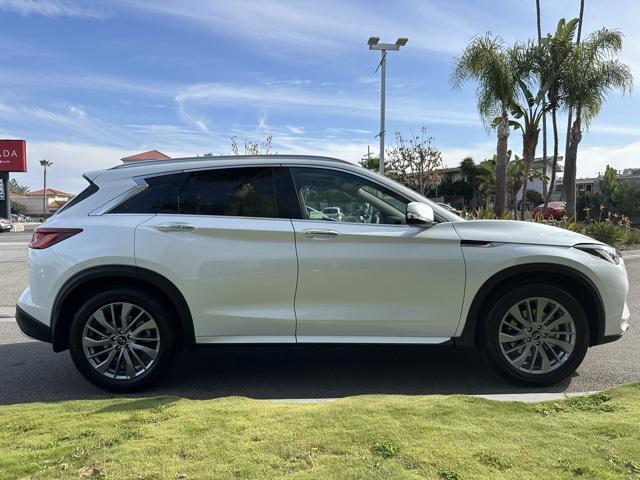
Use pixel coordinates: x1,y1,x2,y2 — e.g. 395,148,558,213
368,36,407,175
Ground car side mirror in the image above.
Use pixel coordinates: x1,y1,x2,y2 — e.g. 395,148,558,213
406,202,434,227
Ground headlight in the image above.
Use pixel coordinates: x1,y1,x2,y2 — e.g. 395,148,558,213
574,243,621,265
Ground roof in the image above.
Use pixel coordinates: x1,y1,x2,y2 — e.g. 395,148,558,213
111,154,351,170
121,150,170,162
26,188,72,197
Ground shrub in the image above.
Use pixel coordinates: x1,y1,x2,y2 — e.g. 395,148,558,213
462,207,511,220
584,221,625,246
624,228,640,245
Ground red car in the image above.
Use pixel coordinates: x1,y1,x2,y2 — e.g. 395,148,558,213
532,201,566,220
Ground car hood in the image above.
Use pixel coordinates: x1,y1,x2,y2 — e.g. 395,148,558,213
452,220,598,247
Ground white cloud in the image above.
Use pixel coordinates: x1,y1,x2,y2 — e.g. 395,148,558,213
9,141,128,194
119,0,472,54
590,123,640,136
175,81,478,129
285,125,305,134
0,0,108,19
440,141,496,168
576,140,640,178
69,105,85,117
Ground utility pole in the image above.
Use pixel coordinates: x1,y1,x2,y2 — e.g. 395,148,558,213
368,37,407,175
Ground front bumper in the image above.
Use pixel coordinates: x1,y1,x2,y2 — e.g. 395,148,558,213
15,305,52,343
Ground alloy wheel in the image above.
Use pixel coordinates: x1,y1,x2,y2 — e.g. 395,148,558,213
81,302,161,380
498,296,576,374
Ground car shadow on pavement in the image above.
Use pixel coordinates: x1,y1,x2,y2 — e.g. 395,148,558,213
0,341,573,405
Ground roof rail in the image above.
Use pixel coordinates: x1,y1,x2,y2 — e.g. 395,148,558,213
111,154,351,170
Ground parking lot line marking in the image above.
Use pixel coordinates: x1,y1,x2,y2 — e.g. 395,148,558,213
0,242,30,246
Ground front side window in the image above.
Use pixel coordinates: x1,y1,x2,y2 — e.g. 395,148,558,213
166,167,277,218
290,167,409,225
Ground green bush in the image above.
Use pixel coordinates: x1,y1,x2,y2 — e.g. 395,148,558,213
584,221,626,246
624,228,640,246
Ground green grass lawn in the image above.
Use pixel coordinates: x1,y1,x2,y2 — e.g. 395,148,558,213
2,384,640,480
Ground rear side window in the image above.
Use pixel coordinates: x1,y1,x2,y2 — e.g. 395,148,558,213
56,180,99,215
165,167,277,218
110,173,180,214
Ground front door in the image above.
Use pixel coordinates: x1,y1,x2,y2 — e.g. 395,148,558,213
134,166,298,343
289,166,465,343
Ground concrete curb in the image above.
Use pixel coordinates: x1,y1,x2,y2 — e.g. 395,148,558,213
0,306,15,317
471,391,597,403
622,249,640,259
267,391,599,404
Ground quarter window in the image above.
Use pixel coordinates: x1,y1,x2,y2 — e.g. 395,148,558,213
290,167,409,225
167,167,277,218
110,173,180,214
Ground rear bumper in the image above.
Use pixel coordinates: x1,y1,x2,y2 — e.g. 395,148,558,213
15,305,52,343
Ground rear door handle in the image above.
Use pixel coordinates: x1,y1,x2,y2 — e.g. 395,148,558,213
303,229,340,239
156,222,196,232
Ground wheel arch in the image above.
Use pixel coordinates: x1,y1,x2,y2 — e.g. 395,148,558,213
456,263,605,349
51,265,195,352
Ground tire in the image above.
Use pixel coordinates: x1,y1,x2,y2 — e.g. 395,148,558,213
483,283,589,386
69,287,179,392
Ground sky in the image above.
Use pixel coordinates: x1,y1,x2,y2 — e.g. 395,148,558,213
1,0,639,194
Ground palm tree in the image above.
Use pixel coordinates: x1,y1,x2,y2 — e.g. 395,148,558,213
508,41,550,218
451,35,518,216
563,0,585,174
39,159,53,217
536,0,548,198
541,18,580,208
561,28,633,217
9,178,30,195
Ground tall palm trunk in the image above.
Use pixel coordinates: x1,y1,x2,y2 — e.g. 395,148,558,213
544,101,560,208
563,0,584,213
536,0,548,197
43,165,47,217
520,126,539,219
494,107,509,216
565,105,583,218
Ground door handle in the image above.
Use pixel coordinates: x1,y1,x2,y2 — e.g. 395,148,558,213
303,229,340,238
155,222,196,232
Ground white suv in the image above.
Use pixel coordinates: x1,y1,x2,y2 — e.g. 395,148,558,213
16,155,630,391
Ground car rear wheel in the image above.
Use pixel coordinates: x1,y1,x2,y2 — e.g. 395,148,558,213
483,284,589,386
69,288,178,392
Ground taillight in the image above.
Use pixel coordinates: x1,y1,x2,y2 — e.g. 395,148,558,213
29,228,82,249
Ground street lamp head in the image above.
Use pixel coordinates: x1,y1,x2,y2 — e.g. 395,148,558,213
395,37,408,47
367,37,380,46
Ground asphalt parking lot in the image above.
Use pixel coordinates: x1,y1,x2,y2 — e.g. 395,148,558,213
0,229,638,404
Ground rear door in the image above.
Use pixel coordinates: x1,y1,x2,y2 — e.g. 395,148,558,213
134,166,298,343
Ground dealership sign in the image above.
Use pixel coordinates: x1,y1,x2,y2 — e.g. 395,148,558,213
0,140,27,172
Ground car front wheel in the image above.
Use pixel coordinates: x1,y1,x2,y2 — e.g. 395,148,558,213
483,284,589,386
69,288,178,392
